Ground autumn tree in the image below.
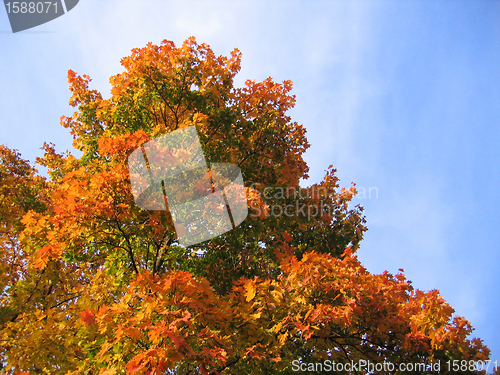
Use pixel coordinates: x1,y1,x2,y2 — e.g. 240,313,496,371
0,37,494,374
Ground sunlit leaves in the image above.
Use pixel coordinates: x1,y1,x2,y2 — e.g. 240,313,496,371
0,37,491,375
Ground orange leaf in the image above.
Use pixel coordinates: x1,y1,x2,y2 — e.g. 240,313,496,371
80,309,96,326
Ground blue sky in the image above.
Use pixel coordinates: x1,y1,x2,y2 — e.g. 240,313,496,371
1,0,499,364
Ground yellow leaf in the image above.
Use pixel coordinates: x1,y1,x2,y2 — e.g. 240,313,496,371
244,280,256,302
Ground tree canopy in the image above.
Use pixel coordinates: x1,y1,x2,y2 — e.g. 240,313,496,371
0,37,495,374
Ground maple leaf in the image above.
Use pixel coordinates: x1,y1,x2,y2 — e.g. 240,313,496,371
80,309,96,327
243,279,257,302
